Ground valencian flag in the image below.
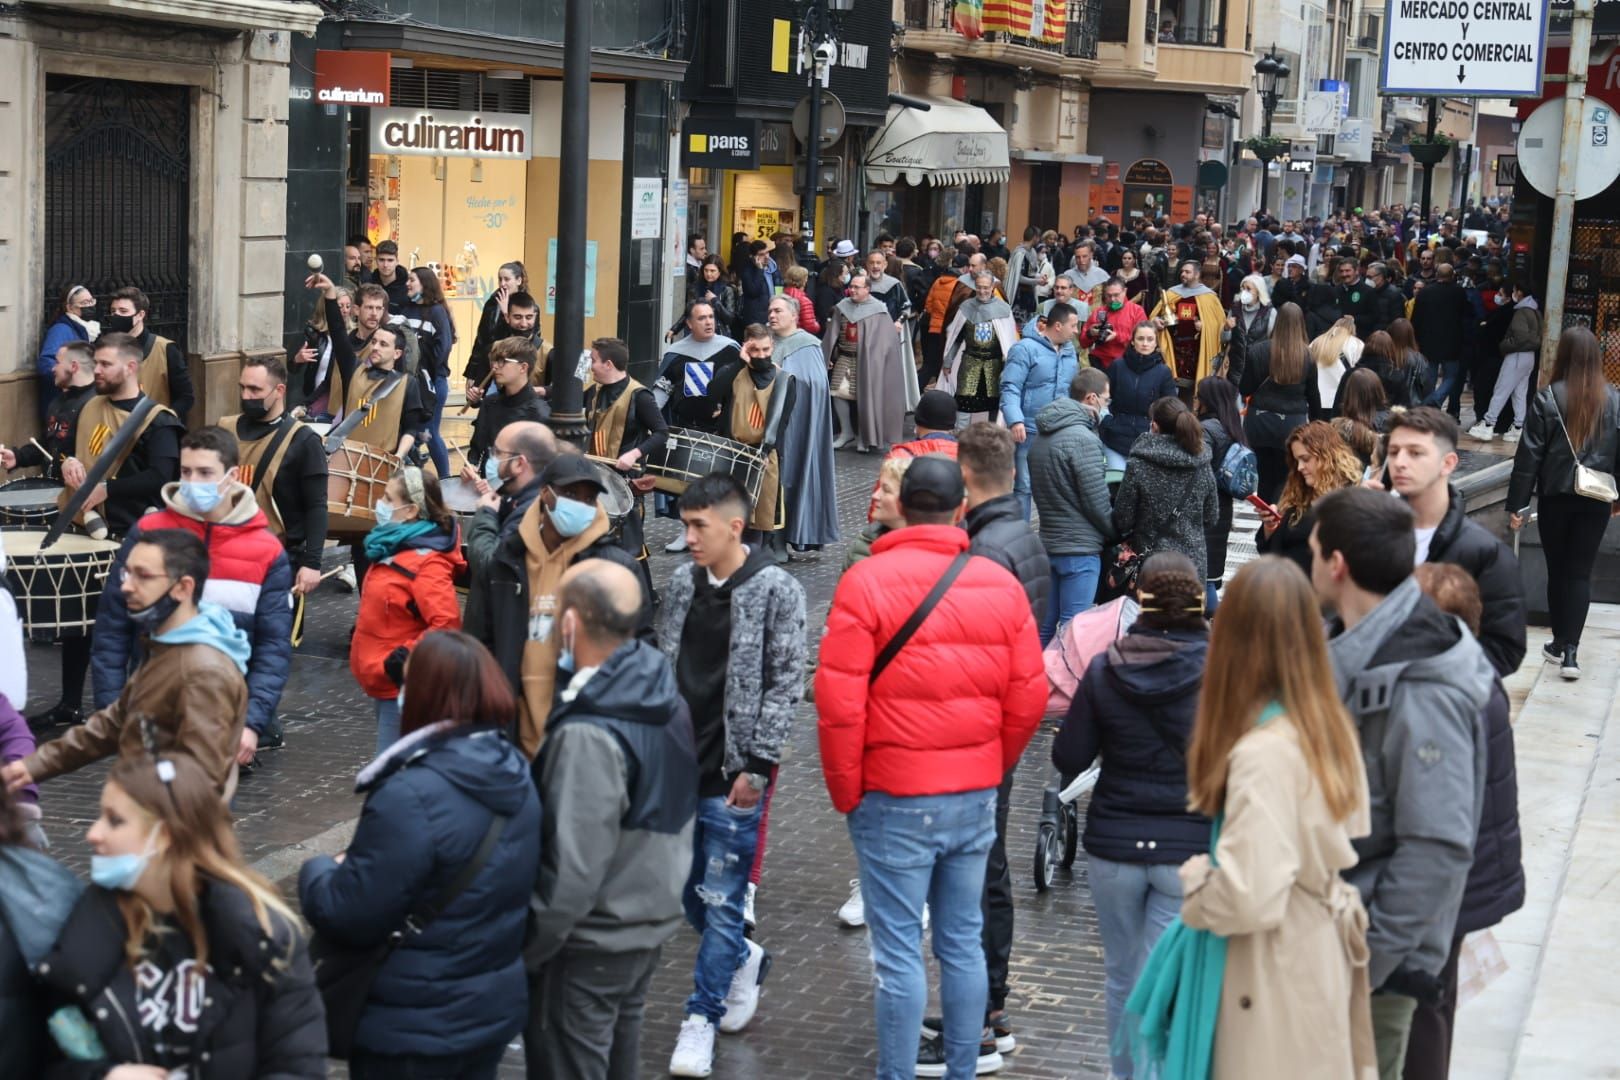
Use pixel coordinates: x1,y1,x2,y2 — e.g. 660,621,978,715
953,0,985,39
984,0,1064,44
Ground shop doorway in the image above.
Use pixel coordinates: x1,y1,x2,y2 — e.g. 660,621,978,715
44,75,192,343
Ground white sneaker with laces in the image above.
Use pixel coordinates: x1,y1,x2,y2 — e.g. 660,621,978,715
664,534,689,553
837,879,865,927
1503,427,1522,443
335,564,357,592
743,882,757,932
923,903,932,932
1467,422,1497,441
719,939,770,1033
669,1014,715,1077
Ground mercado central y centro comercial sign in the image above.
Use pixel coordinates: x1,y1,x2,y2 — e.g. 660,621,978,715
370,108,534,159
1381,0,1550,97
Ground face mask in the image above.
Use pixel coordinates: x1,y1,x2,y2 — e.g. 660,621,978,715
1238,290,1256,307
841,274,851,286
129,592,180,632
239,396,269,421
373,498,396,526
748,354,774,372
484,453,506,489
179,481,223,515
1108,300,1123,311
549,494,596,537
103,313,136,335
557,616,576,674
91,825,162,892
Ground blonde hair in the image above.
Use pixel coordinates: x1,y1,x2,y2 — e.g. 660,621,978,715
1309,317,1359,370
784,264,810,289
1239,274,1270,307
1187,557,1365,822
878,454,913,490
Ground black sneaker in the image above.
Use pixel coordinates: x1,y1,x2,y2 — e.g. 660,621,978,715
256,728,286,752
915,1029,1003,1076
26,704,84,733
1543,640,1565,665
922,1011,1015,1054
1561,645,1581,681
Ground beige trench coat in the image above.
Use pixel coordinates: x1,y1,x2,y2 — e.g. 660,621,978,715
1178,715,1378,1080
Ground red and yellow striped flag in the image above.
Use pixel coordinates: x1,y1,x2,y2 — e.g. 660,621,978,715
983,0,1064,44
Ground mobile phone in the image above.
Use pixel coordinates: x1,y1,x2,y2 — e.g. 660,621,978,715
1246,493,1279,519
303,326,322,351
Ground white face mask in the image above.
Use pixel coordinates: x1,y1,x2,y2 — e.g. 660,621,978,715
1238,289,1256,308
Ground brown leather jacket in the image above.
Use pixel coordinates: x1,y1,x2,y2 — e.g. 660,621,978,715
26,638,248,794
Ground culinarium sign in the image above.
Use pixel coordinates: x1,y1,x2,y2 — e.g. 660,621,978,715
370,108,534,159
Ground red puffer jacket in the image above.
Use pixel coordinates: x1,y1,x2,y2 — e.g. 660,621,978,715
815,525,1046,813
350,527,465,699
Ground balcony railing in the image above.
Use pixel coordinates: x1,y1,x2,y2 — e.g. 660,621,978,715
902,0,1103,61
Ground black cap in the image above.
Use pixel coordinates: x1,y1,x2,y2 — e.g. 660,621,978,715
538,453,607,493
899,454,965,513
914,390,957,433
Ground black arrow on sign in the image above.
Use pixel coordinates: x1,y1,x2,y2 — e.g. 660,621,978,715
1458,63,1466,83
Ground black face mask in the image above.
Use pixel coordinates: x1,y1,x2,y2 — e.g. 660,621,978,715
129,592,180,632
103,313,137,335
239,397,270,421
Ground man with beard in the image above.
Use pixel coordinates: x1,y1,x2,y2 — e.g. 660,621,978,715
941,272,1019,428
4,340,96,480
711,324,796,562
766,296,840,553
106,287,196,420
822,271,909,453
1151,260,1226,396
465,291,546,402
585,338,668,580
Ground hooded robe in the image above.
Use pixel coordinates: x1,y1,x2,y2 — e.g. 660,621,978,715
868,272,922,410
822,296,907,449
774,328,841,546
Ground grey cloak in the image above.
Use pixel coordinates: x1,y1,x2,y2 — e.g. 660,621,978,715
773,328,841,545
822,296,907,449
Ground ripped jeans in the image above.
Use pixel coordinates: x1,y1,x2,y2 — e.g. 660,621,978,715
682,795,763,1024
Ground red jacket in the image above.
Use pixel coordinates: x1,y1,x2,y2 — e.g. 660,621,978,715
815,525,1046,813
784,285,821,335
1083,300,1148,369
350,530,465,699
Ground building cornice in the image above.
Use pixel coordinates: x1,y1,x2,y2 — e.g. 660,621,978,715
30,0,323,35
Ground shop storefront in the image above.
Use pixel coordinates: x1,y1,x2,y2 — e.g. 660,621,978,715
864,96,1011,241
681,116,827,263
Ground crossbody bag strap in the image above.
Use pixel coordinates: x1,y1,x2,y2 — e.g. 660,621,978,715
399,812,507,938
870,550,972,685
1548,388,1582,460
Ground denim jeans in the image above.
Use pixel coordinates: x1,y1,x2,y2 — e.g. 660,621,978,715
1424,361,1463,417
1042,553,1102,645
682,795,762,1024
1012,436,1035,521
848,788,997,1080
1086,853,1183,1079
1204,579,1221,619
373,696,400,756
426,373,451,477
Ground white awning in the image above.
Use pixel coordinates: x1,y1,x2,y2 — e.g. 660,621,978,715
864,96,1011,187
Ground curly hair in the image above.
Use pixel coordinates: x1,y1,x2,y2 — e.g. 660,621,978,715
1279,421,1364,525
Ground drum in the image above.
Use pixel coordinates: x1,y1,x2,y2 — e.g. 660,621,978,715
327,440,400,536
0,476,64,528
590,461,634,526
438,476,484,523
2,530,120,641
640,428,766,504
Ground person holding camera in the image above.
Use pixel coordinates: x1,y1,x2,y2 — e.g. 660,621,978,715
1083,279,1147,371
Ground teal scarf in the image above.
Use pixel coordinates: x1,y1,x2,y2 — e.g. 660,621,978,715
364,519,438,561
1122,701,1283,1078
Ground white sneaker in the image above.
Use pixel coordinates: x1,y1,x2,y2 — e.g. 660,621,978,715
335,564,357,592
1467,422,1496,441
1503,427,1522,443
664,534,689,553
837,879,865,927
718,939,771,1033
923,903,931,932
743,882,757,932
669,1014,716,1076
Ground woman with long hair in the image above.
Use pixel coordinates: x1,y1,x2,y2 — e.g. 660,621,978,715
302,631,540,1078
1195,375,1249,612
1241,301,1311,503
1385,316,1429,400
1052,552,1211,1080
1113,396,1220,580
1355,329,1410,408
1507,325,1620,679
813,256,850,334
402,266,458,478
1255,421,1364,573
38,755,326,1075
1116,246,1157,312
351,467,465,752
293,285,354,413
1155,556,1372,1079
466,260,528,386
1332,367,1389,470
1306,316,1362,421
690,254,740,336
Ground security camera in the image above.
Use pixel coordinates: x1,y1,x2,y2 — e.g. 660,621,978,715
813,40,837,65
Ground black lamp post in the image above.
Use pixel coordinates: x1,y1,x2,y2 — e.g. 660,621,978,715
1252,49,1290,217
797,0,855,259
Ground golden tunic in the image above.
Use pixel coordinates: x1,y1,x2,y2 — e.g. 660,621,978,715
139,335,175,410
727,368,781,532
223,414,307,536
340,366,408,452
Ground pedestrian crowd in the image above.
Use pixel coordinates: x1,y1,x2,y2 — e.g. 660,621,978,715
0,197,1614,1080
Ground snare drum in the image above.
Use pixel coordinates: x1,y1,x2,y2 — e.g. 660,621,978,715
0,477,65,528
640,429,766,503
2,530,120,641
327,440,400,536
590,461,635,526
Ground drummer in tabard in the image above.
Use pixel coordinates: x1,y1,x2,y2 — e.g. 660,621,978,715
223,354,329,598
21,332,183,731
461,337,547,488
584,337,668,571
105,287,196,421
306,274,431,462
2,340,97,479
710,324,795,562
655,298,741,553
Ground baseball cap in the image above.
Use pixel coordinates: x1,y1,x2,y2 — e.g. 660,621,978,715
914,390,958,433
539,453,607,493
899,454,965,514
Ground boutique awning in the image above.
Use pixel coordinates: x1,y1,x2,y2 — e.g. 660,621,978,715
864,96,1011,187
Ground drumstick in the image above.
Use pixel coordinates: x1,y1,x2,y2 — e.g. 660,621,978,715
30,438,51,460
457,371,498,415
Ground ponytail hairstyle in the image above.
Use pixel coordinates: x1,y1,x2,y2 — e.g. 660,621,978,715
1134,551,1208,632
1150,395,1204,456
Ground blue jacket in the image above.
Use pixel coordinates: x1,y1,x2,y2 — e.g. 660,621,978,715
299,726,541,1057
1000,328,1078,428
1101,349,1177,457
36,314,90,418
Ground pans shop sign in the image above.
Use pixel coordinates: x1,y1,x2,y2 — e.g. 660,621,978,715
682,117,761,170
371,108,534,159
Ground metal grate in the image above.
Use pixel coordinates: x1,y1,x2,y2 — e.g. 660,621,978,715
389,69,532,114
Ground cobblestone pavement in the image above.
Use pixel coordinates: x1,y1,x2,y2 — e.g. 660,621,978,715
20,441,1149,1079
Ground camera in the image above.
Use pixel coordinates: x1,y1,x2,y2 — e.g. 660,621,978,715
813,40,837,65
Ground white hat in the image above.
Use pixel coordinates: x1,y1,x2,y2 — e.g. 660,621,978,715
1285,254,1307,269
832,239,859,259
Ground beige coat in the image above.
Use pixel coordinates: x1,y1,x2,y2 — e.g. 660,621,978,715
1178,715,1377,1080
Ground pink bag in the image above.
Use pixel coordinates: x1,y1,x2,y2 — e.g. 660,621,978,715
1042,596,1137,718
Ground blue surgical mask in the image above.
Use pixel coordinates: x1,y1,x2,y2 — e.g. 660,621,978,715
557,615,576,674
484,453,505,489
179,481,222,514
90,826,161,891
373,498,396,526
549,494,596,538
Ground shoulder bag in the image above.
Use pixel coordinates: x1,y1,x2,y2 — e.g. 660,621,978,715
309,812,508,1058
869,551,972,684
1550,391,1618,503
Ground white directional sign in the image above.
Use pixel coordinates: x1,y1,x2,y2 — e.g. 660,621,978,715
1380,0,1550,98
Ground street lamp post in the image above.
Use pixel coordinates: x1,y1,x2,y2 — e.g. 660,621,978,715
1252,49,1290,217
797,0,854,259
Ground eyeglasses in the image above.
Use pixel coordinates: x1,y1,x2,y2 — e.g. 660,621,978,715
120,566,174,586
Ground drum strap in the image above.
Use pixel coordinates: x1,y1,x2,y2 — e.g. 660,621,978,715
234,415,302,534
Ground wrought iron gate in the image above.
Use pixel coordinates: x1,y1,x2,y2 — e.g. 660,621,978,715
43,76,191,345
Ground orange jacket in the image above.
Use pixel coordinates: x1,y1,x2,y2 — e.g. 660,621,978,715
350,529,466,699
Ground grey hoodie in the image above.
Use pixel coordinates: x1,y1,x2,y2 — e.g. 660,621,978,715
1329,577,1492,990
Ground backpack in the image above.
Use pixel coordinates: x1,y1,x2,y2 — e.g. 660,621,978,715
1216,440,1259,499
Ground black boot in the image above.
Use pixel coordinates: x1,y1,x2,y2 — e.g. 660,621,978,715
27,703,85,733
1561,644,1581,681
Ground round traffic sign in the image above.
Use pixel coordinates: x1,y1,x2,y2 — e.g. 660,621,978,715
792,91,846,149
1517,96,1620,201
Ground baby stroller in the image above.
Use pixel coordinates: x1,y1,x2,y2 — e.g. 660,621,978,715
1032,595,1138,892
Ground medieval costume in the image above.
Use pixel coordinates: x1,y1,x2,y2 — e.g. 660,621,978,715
584,374,668,573
822,295,908,451
941,294,1020,424
867,271,921,411
712,359,796,536
656,332,742,433
772,327,840,548
1152,281,1226,393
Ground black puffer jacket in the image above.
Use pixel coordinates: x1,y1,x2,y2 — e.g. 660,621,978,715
37,881,326,1078
1425,485,1527,678
965,493,1052,626
1101,350,1177,457
1052,628,1213,863
1507,382,1620,509
1456,678,1525,936
1112,433,1220,581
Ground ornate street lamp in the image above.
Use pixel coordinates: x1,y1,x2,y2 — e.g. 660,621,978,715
1252,49,1291,216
